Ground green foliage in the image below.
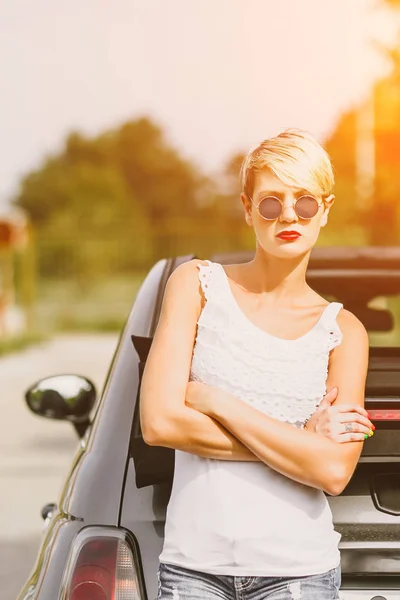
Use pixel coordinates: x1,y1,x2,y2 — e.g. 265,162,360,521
12,116,256,333
325,72,400,245
0,333,47,357
35,275,145,333
324,111,358,231
36,162,151,280
13,117,208,279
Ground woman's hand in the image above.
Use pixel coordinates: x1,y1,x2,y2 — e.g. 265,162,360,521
305,387,375,442
185,381,216,415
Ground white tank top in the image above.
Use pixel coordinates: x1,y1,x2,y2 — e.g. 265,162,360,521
159,260,343,576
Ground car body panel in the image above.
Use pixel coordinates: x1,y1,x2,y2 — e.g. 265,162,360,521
120,463,170,599
19,516,82,600
18,258,168,599
60,258,169,524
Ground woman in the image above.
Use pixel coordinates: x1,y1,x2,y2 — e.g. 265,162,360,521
140,129,372,600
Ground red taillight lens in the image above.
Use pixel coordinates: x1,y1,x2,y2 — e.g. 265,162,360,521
70,538,117,600
61,528,143,600
369,409,400,421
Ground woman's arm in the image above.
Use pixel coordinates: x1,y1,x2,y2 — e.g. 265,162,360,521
139,259,259,461
186,309,369,495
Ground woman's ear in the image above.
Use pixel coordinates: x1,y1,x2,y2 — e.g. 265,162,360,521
241,193,253,226
320,194,335,227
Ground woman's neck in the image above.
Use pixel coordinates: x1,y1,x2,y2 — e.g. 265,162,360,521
236,249,312,302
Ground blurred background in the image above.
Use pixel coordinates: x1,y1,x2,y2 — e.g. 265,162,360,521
2,0,400,597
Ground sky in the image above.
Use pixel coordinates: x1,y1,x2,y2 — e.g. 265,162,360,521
0,0,397,206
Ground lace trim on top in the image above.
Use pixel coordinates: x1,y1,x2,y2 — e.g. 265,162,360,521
197,259,343,349
193,260,344,427
198,260,213,301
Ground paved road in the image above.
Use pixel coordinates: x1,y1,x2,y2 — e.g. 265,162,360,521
1,334,119,600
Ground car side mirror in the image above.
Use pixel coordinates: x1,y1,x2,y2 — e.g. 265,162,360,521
25,375,96,437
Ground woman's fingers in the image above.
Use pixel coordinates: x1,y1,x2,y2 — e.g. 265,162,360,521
339,411,374,431
319,387,338,406
318,406,375,442
338,432,373,443
340,421,372,437
337,403,369,418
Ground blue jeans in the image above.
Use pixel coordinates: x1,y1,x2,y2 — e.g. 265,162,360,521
157,562,341,600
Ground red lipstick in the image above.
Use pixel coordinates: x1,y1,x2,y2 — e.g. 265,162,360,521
277,230,301,241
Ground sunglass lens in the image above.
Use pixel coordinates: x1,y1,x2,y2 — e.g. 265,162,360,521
258,197,282,219
295,196,319,219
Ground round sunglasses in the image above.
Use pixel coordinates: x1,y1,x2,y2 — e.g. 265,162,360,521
249,194,324,221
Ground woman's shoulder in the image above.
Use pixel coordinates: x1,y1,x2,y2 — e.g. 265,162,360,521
167,258,211,284
157,260,210,319
166,259,224,310
164,259,213,300
336,307,368,339
309,293,367,338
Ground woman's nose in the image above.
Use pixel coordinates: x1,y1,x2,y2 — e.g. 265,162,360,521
279,202,299,224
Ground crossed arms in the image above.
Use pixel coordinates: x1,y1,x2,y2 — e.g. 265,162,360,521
140,260,370,496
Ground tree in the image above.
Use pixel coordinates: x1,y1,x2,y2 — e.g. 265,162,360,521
13,117,208,277
324,2,400,246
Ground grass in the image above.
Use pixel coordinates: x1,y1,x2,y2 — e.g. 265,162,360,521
0,333,48,357
34,274,146,333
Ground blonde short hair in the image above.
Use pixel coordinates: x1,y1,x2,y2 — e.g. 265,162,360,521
240,129,334,199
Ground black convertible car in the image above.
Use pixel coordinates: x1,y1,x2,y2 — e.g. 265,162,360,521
18,247,400,600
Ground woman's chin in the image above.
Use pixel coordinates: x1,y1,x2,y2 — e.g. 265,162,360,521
259,240,312,258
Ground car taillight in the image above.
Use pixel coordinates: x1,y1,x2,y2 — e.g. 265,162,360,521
60,527,144,600
369,409,400,421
